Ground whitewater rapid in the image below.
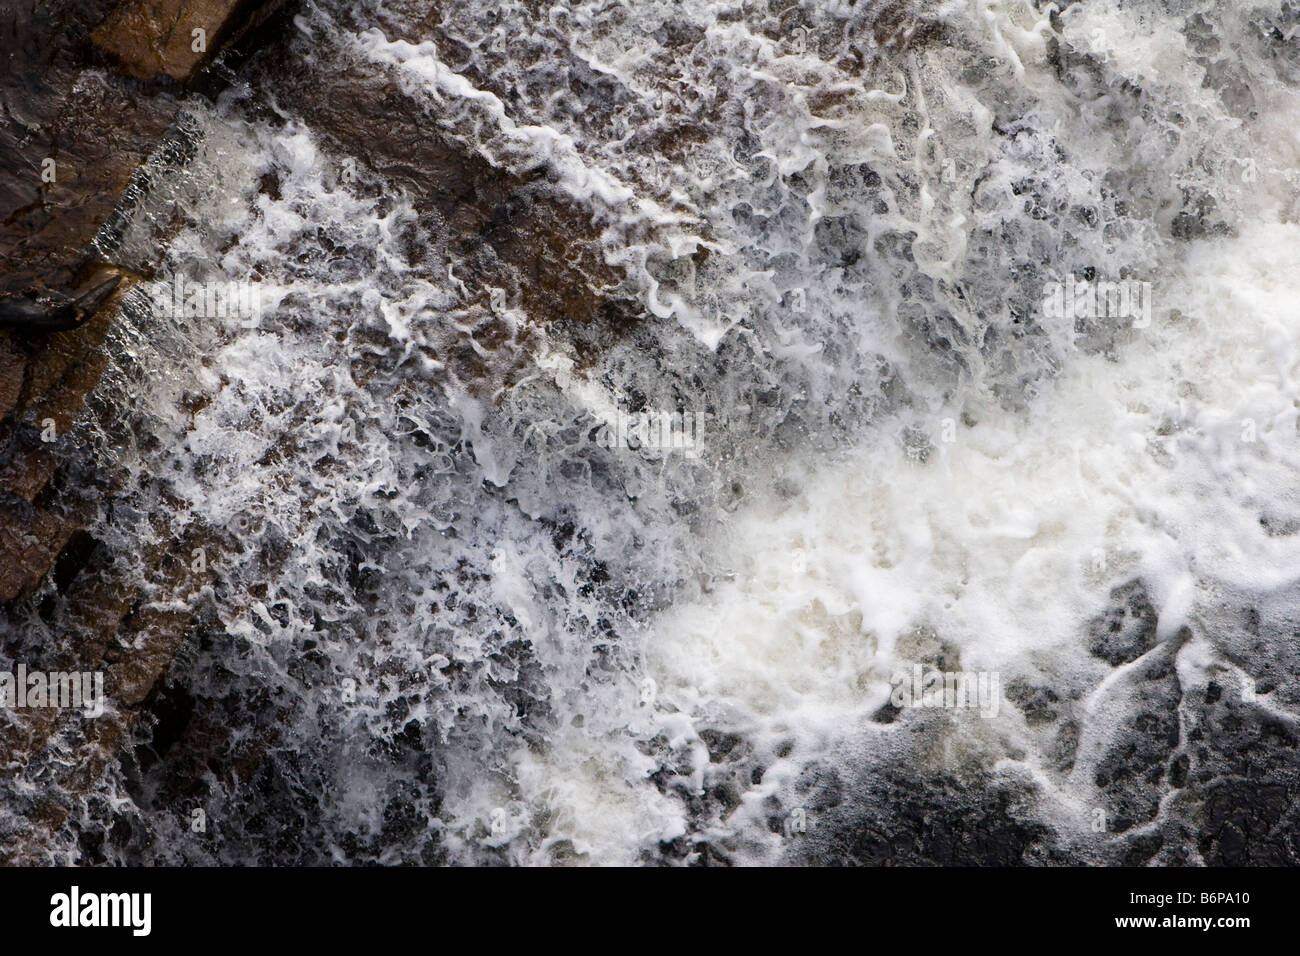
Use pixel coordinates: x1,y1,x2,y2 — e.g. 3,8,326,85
25,0,1299,864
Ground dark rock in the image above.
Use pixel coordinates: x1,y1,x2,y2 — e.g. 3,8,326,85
1091,648,1182,833
793,765,1052,866
1087,579,1158,665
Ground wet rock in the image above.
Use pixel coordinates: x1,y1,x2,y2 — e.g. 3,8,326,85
1006,678,1061,726
0,499,76,602
0,0,289,863
1050,719,1081,772
92,0,285,83
793,765,1053,865
1091,649,1182,833
2,5,163,308
1,0,285,309
1087,579,1158,665
1199,780,1296,865
1088,609,1300,864
0,275,121,334
699,728,747,763
256,29,625,332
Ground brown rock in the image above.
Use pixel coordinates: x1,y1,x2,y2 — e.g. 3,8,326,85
0,444,59,502
92,0,258,83
0,0,289,862
0,335,24,418
0,499,74,602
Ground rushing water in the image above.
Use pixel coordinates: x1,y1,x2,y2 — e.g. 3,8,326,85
11,0,1300,864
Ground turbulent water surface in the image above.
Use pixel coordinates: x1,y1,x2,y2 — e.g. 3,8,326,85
6,0,1300,865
